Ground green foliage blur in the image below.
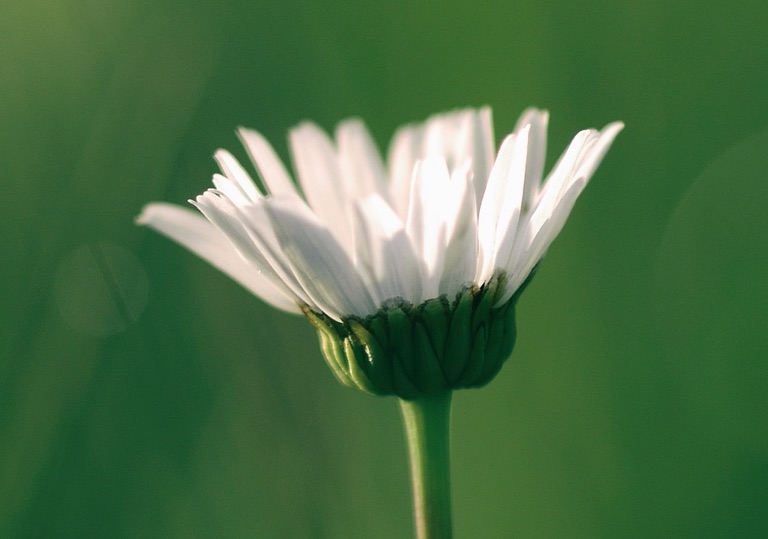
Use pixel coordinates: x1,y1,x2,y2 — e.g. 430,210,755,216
2,0,767,536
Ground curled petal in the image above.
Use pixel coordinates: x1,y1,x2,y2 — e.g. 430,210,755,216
264,198,377,321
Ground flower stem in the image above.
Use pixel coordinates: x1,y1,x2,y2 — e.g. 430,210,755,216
398,391,453,539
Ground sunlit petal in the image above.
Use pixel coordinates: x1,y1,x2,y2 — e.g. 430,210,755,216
353,194,423,305
289,122,354,255
136,203,299,313
264,198,377,321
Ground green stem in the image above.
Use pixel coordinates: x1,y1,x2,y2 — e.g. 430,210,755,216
398,391,453,539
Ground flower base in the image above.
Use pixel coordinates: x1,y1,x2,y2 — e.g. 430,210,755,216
304,271,534,399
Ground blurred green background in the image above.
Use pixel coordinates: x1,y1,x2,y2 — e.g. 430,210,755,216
2,0,767,536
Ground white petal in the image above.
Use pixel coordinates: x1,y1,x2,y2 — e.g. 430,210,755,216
264,198,377,320
136,203,300,313
437,163,479,294
572,122,625,181
191,192,313,307
335,118,389,201
387,122,423,220
353,194,423,305
469,106,496,204
514,108,549,208
387,108,494,221
212,173,250,206
501,176,587,302
528,122,624,246
499,122,624,302
423,111,462,163
191,192,271,271
532,128,594,211
289,122,354,254
477,135,516,270
214,149,263,202
406,157,451,300
423,109,476,172
476,126,529,282
481,125,530,281
237,127,300,199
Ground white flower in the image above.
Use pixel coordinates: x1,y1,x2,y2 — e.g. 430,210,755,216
137,108,623,323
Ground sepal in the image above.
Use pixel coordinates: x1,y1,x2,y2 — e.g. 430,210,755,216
304,271,534,399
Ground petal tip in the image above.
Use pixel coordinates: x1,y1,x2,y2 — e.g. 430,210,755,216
134,205,152,226
135,202,169,226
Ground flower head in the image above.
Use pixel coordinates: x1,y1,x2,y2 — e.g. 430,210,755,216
138,107,622,398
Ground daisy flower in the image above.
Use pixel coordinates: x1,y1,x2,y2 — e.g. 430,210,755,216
138,107,622,398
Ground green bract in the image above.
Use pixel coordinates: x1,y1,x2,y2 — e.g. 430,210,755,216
304,271,534,400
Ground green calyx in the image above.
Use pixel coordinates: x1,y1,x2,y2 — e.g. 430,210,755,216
303,271,534,400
